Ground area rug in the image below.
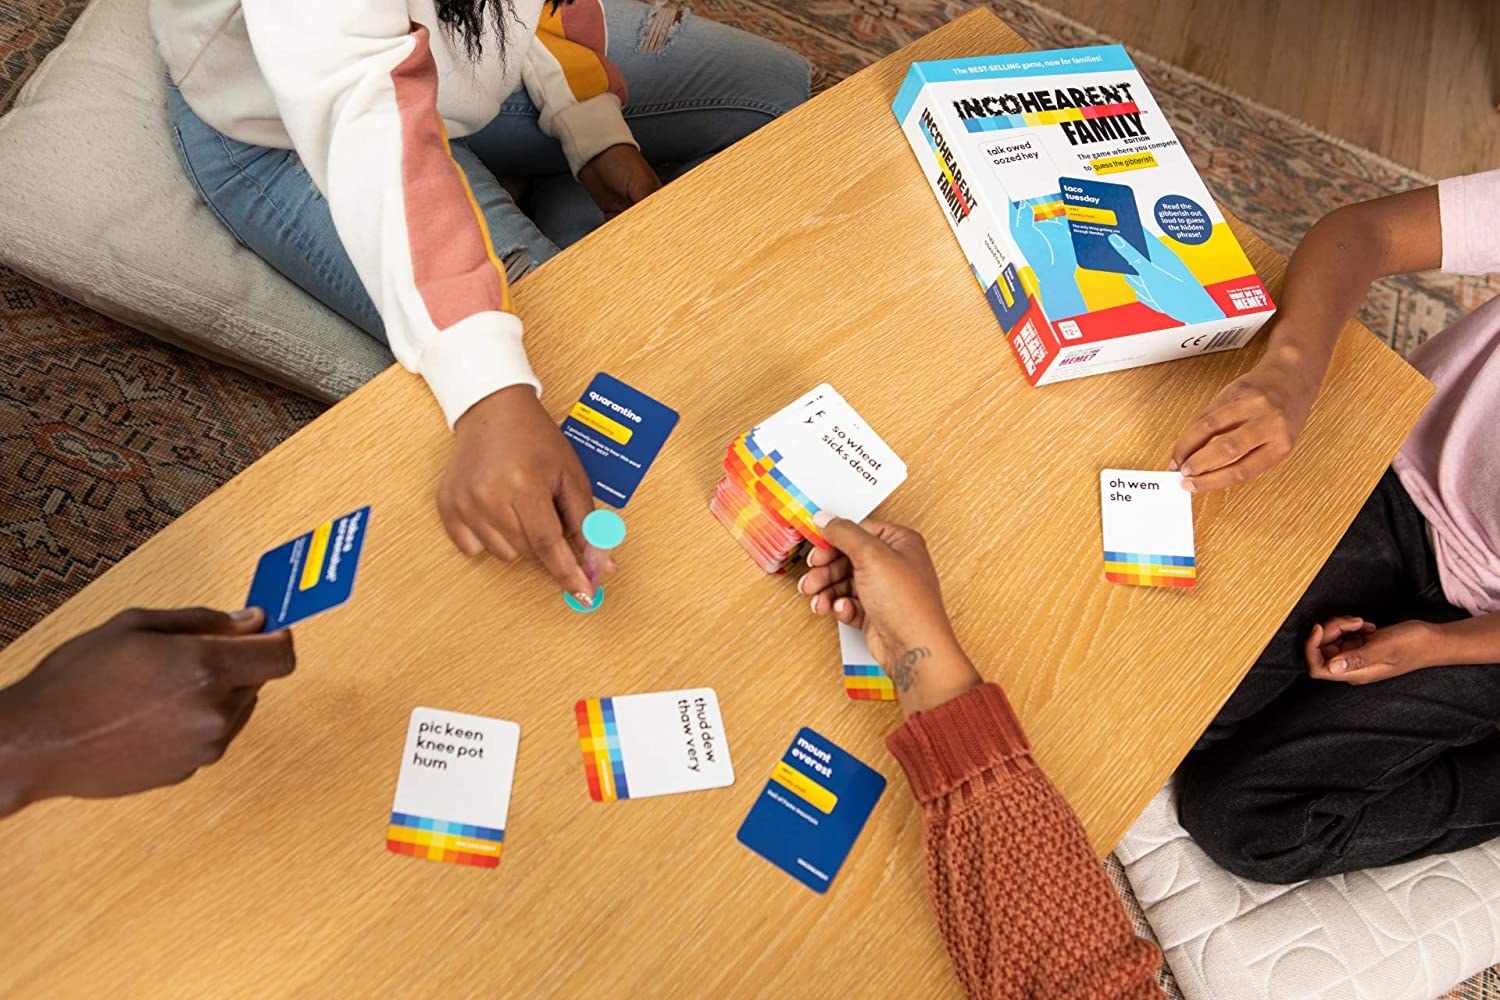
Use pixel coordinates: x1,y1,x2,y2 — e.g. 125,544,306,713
1,2,1496,995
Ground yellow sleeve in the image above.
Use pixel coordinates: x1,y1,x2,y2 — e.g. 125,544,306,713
523,0,636,174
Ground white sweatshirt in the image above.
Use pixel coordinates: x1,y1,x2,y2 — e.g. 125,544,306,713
150,1,635,425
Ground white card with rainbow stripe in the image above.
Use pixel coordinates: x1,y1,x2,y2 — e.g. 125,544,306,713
575,688,734,801
839,623,895,701
1101,470,1196,588
386,708,519,869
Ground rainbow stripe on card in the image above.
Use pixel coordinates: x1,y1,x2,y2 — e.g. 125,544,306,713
843,663,896,701
1104,551,1197,589
712,431,820,574
736,433,825,542
1030,198,1066,221
385,812,504,868
576,698,631,801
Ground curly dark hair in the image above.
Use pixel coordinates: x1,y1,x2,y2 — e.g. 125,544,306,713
435,0,568,58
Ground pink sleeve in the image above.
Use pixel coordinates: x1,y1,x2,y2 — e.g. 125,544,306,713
1439,170,1500,276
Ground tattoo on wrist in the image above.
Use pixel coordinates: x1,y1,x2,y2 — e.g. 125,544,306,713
888,646,931,693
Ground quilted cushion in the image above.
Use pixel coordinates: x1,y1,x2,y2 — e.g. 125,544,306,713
0,0,391,401
1118,785,1500,1000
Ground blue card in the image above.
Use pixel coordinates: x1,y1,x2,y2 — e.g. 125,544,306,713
1060,176,1149,274
561,373,679,508
736,728,886,893
983,260,1032,333
245,506,370,633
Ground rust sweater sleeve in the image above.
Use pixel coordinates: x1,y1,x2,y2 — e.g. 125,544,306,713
886,683,1163,999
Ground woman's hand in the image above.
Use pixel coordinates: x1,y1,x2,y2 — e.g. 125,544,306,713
1170,343,1323,493
1305,616,1439,685
578,144,661,220
437,386,596,603
798,516,980,713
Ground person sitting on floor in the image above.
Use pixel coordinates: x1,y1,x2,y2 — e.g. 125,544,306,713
1169,170,1500,883
153,0,809,603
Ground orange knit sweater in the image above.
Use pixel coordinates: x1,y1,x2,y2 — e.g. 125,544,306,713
885,683,1164,999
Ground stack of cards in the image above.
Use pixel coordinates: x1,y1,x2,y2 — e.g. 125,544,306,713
1100,469,1197,588
712,385,907,574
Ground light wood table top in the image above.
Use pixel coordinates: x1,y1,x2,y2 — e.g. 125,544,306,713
0,9,1432,997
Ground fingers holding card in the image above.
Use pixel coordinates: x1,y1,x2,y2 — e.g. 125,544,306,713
246,506,371,631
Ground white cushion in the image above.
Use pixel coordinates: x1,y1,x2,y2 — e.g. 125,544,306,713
0,0,391,401
1118,785,1500,1000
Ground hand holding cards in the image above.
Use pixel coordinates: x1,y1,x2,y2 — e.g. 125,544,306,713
712,385,908,573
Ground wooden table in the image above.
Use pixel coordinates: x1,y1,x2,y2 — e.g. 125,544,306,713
0,9,1431,997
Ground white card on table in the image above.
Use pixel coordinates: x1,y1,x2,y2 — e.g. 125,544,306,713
1100,469,1196,588
386,707,520,868
575,687,734,801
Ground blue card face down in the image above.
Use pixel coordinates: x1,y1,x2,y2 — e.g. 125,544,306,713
561,373,679,508
245,506,370,632
1060,176,1149,274
736,728,886,893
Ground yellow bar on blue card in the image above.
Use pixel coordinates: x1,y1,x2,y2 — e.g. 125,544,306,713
771,760,838,814
569,401,634,445
298,520,332,591
1065,205,1119,226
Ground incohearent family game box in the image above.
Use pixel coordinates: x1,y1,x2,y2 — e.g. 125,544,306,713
893,44,1276,385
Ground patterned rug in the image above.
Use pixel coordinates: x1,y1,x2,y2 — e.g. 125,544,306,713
1,1,1496,996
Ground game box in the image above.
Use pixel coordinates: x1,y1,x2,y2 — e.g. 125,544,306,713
893,45,1276,385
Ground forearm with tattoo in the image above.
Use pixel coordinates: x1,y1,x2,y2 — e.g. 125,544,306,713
888,646,931,692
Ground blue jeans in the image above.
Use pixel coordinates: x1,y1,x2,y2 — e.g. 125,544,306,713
169,1,809,342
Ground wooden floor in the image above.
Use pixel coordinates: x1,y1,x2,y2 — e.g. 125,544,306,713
1042,0,1499,179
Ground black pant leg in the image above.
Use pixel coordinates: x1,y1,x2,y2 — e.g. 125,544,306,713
1195,468,1434,746
1177,656,1500,882
1178,471,1500,882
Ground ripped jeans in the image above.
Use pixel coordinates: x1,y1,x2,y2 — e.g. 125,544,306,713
168,1,810,341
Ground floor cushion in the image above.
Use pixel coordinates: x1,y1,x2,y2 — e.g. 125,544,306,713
1118,784,1500,1000
0,0,391,402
